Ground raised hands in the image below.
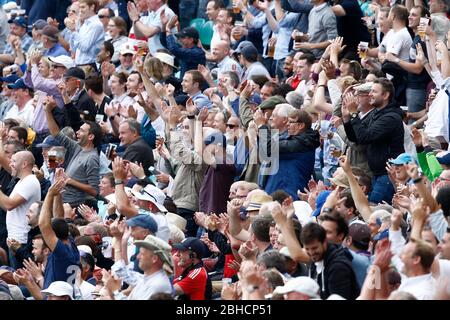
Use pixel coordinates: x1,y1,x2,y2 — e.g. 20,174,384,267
78,204,101,222
112,157,129,181
338,155,352,174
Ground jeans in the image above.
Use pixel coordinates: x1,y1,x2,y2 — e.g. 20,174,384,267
406,88,427,114
177,208,199,238
369,174,394,204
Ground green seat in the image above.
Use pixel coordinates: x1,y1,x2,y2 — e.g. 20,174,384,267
200,20,214,47
189,18,206,32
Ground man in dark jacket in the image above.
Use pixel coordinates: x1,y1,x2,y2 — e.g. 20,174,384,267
343,78,404,204
118,119,154,176
300,222,359,300
257,106,320,199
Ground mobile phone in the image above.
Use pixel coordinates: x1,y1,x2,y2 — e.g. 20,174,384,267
95,114,104,123
106,144,117,160
149,166,160,175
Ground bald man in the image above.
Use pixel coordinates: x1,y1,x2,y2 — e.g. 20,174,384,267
0,151,41,269
210,40,243,80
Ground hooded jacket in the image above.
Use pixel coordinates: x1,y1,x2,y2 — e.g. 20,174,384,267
344,103,404,176
308,243,360,300
260,127,320,199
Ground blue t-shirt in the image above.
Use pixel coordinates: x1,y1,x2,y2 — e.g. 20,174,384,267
43,238,80,289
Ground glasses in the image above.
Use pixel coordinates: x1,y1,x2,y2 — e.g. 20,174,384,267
98,15,110,19
288,120,301,124
51,64,65,69
181,125,190,130
227,124,238,129
122,53,133,57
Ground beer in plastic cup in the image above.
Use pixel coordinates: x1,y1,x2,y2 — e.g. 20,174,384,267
419,18,429,41
359,41,369,59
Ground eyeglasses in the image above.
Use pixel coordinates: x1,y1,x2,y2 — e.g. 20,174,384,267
98,15,111,19
51,64,65,69
227,124,238,129
122,53,133,57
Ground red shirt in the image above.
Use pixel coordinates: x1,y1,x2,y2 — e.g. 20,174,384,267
173,266,208,300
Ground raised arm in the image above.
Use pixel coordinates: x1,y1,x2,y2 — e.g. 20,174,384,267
112,157,138,218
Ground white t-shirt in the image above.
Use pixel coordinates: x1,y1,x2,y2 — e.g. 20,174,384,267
5,99,35,127
141,5,177,55
79,280,96,300
384,27,412,61
128,269,173,300
397,273,436,300
6,174,41,244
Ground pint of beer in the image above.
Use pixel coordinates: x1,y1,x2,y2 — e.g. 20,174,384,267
234,21,244,41
419,18,429,41
358,42,369,59
48,150,58,169
233,0,240,14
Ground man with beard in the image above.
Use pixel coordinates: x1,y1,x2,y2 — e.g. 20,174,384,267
44,96,102,208
343,78,404,204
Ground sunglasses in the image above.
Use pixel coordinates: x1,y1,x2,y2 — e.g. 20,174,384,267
227,124,238,129
98,15,111,19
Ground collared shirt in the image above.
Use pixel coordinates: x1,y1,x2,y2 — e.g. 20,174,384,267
141,5,177,55
23,65,65,132
0,99,15,121
70,15,105,65
217,55,243,81
397,273,436,300
46,42,70,57
3,33,33,55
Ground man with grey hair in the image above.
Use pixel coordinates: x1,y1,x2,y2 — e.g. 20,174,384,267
285,91,304,109
0,151,41,269
256,104,320,199
118,119,154,176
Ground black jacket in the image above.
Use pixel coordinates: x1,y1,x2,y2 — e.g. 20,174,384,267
308,243,359,300
64,89,97,132
344,103,404,176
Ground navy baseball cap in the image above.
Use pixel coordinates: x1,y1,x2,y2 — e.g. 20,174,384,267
0,74,20,84
172,237,206,258
8,16,27,29
436,152,450,165
64,67,85,80
7,78,29,90
125,214,158,233
36,135,60,148
175,27,199,40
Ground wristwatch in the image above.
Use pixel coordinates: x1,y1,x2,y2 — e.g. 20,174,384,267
350,112,358,120
394,57,400,64
115,179,124,185
322,207,333,214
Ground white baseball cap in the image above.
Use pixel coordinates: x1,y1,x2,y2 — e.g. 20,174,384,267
273,277,320,299
41,281,74,299
48,55,75,69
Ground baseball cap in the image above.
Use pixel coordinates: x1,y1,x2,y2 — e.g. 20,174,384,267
64,67,86,80
175,27,199,40
436,152,450,165
125,213,158,233
174,94,189,107
40,25,59,41
311,190,332,217
134,234,173,269
41,281,74,299
241,44,258,61
248,93,262,105
7,78,29,90
273,276,320,298
8,16,27,29
259,95,287,110
193,95,213,110
233,41,253,54
131,185,167,212
389,153,416,165
77,245,93,256
154,52,177,69
36,135,60,148
0,74,20,84
120,43,136,55
32,19,48,30
48,55,75,69
172,237,207,258
348,223,371,247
